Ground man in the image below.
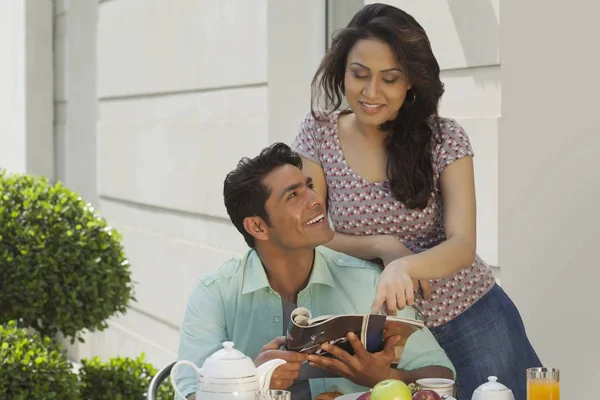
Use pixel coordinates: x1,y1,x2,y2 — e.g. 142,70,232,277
175,143,454,400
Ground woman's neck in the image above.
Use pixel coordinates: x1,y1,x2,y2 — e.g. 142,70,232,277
348,113,390,145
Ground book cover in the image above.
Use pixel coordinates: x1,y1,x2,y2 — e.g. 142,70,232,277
284,307,424,364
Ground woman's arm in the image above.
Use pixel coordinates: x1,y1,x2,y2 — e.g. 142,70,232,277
372,156,478,314
300,157,412,262
327,232,413,263
396,155,477,279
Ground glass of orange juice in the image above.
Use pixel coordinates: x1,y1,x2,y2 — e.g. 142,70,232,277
527,367,560,400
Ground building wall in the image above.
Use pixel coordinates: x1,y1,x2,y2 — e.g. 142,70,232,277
0,1,26,173
53,0,97,204
54,0,323,368
56,0,504,368
0,0,53,178
500,0,600,396
69,0,269,367
366,0,501,275
27,1,600,395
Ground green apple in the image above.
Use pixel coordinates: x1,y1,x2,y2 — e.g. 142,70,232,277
371,379,412,400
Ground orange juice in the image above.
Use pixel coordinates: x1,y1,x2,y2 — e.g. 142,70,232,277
528,379,560,400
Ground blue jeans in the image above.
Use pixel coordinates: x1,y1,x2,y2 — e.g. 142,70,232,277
430,284,541,400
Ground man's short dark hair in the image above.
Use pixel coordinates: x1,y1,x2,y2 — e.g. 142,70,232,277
223,143,303,248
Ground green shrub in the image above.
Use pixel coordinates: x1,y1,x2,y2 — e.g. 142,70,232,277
0,171,135,343
0,320,79,400
78,354,175,400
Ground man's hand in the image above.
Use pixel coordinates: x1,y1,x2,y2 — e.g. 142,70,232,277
254,336,308,390
306,332,402,388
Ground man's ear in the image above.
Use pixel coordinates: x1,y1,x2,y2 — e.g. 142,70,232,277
243,216,269,243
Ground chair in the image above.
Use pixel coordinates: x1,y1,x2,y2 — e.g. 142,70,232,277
147,361,176,400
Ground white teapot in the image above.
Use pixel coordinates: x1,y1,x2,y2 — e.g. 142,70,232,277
170,341,286,400
472,376,515,400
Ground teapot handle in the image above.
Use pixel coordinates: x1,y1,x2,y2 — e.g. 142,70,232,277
170,360,201,400
256,358,287,392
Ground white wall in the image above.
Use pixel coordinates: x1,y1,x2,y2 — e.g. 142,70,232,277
0,1,27,172
267,0,326,144
500,1,600,397
64,0,505,367
365,0,501,274
53,0,98,204
73,0,269,367
46,4,599,396
0,0,53,178
49,0,330,369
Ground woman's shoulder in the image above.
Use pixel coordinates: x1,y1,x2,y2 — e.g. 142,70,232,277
429,116,468,140
428,115,474,174
301,110,342,132
295,110,342,146
292,110,342,164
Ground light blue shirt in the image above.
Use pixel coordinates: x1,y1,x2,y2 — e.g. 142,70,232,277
175,246,455,399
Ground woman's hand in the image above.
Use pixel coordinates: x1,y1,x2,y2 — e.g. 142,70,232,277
371,259,413,315
372,257,435,315
374,238,432,315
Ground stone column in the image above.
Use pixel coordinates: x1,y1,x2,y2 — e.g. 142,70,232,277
0,0,53,179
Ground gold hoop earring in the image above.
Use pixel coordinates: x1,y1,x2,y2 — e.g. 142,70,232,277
405,89,416,106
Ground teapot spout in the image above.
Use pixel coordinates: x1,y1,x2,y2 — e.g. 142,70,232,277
256,358,287,392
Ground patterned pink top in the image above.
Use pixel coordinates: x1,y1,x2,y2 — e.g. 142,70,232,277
292,111,496,327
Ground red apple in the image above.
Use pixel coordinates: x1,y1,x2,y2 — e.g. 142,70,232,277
412,390,441,400
371,379,412,400
357,392,371,400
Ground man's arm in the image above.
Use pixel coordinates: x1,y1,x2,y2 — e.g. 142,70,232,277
174,280,228,399
390,365,453,383
394,325,456,381
306,331,453,388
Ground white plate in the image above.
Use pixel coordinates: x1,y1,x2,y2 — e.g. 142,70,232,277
336,392,368,400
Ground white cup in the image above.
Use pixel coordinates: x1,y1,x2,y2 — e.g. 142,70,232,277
416,378,455,398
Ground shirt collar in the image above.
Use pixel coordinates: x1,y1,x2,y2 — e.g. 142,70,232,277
241,247,336,294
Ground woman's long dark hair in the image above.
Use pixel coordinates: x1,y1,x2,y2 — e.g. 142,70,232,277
311,3,444,209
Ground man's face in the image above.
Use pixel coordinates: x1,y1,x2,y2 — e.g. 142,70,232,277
260,164,333,250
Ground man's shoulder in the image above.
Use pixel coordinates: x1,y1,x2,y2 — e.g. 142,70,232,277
316,246,382,274
199,250,252,287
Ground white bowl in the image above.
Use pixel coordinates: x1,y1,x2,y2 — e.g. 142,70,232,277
336,392,368,400
416,378,455,397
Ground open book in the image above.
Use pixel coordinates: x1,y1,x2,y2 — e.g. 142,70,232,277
284,307,424,367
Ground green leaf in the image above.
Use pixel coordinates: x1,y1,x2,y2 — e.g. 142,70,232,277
78,353,175,400
0,321,79,399
0,172,134,343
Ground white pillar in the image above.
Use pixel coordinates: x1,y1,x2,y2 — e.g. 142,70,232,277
0,0,53,178
53,0,98,205
500,1,600,397
267,0,326,145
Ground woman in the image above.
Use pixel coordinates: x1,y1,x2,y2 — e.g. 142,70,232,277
291,3,541,399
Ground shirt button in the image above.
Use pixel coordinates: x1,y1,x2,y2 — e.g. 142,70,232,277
273,317,280,323
338,259,344,264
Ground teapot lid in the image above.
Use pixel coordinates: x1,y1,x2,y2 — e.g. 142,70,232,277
201,341,257,379
209,341,246,361
475,376,511,392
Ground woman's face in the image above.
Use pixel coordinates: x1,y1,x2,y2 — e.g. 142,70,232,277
344,38,411,127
